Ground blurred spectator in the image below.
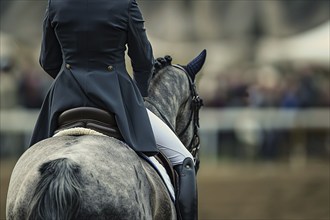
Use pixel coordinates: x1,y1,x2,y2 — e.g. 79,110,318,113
18,69,46,108
0,57,19,109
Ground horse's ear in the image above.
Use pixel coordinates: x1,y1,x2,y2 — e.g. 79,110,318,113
184,49,207,80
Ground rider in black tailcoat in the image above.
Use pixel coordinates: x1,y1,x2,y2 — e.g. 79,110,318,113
30,0,159,156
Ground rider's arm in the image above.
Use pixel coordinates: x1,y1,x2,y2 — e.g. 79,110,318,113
127,0,154,97
39,2,63,79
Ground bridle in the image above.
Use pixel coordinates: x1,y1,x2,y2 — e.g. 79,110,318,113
145,64,203,169
173,65,203,162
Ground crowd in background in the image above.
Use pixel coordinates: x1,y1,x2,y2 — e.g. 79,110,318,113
1,58,329,111
203,61,330,109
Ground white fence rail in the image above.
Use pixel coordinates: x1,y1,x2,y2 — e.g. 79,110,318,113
200,108,330,130
2,108,329,132
0,109,39,133
198,108,330,156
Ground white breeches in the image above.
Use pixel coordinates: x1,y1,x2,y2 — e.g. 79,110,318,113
146,109,194,166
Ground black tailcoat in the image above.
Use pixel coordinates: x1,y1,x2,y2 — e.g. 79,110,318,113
30,0,158,156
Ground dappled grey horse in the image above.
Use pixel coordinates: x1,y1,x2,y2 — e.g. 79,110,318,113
6,50,206,220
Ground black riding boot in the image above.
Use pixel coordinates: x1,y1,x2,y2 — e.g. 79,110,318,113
174,157,198,220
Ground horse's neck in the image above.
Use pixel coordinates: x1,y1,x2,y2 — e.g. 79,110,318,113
146,67,189,131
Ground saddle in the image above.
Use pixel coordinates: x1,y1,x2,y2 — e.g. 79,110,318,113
56,107,178,195
56,107,123,140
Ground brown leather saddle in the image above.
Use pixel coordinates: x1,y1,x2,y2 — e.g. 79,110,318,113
55,107,178,192
56,107,123,140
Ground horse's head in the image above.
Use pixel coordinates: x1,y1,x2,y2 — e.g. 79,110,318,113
145,50,206,164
